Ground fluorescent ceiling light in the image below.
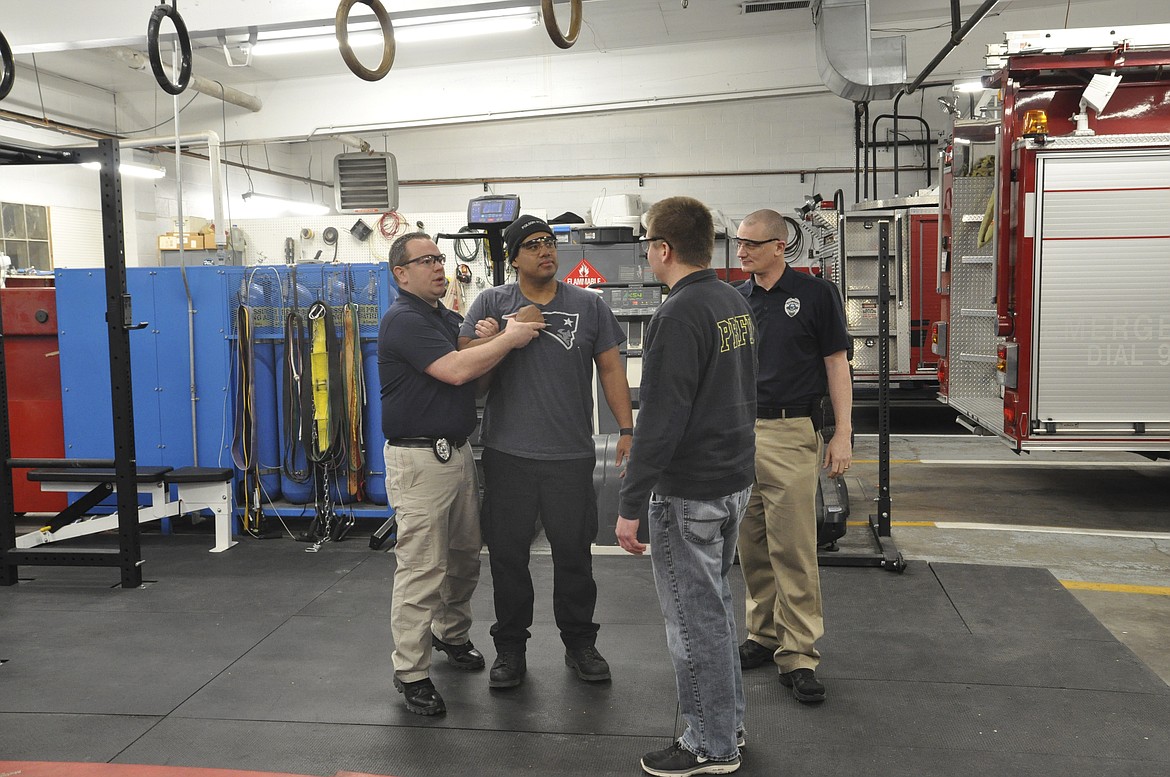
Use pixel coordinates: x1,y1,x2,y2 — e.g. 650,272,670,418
252,8,538,56
81,161,167,179
241,191,330,216
396,14,538,42
953,80,986,93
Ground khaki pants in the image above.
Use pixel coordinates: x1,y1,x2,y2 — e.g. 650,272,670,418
386,441,482,682
736,417,823,672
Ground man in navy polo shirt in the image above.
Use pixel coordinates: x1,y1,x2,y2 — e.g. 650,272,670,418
378,231,543,717
734,209,852,705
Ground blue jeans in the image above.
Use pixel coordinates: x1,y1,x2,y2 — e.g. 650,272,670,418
649,486,751,762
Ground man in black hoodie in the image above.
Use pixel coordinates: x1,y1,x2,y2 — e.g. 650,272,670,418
616,196,757,777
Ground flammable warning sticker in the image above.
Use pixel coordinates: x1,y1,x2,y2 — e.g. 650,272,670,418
565,258,607,288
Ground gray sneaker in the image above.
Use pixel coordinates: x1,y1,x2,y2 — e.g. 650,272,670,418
640,740,741,777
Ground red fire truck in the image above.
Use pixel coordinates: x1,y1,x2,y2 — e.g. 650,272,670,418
934,24,1170,456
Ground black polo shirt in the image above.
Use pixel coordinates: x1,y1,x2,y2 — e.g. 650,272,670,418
378,289,477,440
739,268,850,409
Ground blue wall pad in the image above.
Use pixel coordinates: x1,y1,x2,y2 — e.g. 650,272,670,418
57,264,395,518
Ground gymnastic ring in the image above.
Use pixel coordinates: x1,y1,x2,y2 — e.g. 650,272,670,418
336,0,395,82
0,30,15,101
147,3,193,95
541,0,581,50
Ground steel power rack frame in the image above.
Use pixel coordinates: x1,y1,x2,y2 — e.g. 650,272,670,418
819,221,906,573
0,138,148,588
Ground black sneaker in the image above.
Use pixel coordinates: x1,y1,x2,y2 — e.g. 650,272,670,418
489,651,527,689
565,645,611,682
392,677,446,716
432,634,486,670
736,730,745,749
738,639,773,670
779,667,826,704
640,740,741,777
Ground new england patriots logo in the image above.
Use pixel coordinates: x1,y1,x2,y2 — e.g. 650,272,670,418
785,297,801,318
541,311,580,350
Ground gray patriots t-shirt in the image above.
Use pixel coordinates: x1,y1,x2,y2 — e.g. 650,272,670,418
459,281,625,460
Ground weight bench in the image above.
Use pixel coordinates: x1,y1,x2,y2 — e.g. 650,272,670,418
18,465,236,553
164,467,237,553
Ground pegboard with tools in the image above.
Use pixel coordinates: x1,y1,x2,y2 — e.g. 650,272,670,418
228,207,546,314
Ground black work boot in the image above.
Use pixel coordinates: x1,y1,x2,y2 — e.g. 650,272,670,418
738,639,774,670
565,645,611,682
489,651,527,689
432,634,486,670
779,668,826,704
393,677,446,716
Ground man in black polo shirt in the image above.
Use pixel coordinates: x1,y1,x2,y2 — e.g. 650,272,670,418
378,231,542,716
734,209,852,705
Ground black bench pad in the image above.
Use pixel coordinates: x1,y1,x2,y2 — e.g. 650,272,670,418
27,466,173,484
165,466,234,484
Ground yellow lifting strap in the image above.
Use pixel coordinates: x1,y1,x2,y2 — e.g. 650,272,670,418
310,307,331,456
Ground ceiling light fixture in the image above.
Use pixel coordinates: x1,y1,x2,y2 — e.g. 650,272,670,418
241,191,330,216
81,160,167,179
251,8,539,56
953,79,987,93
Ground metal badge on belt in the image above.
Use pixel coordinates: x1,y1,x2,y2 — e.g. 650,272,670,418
433,438,453,463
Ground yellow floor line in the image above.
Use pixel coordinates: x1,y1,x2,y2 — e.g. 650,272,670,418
846,520,936,527
1060,580,1170,597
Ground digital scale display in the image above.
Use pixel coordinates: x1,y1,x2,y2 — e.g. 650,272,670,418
467,194,521,226
604,285,663,316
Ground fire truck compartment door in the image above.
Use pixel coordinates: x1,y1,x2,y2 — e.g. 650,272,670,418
1031,150,1170,434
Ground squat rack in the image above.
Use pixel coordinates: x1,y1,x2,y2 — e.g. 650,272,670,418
0,138,147,588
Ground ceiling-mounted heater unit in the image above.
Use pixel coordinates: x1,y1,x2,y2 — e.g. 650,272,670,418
334,152,399,213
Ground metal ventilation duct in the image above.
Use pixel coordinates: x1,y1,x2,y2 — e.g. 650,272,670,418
333,152,399,214
742,0,811,11
810,0,906,102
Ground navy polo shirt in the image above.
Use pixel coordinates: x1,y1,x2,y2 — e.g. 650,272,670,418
377,289,477,440
739,268,850,409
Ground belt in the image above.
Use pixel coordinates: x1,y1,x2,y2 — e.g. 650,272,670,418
757,405,813,419
387,437,468,449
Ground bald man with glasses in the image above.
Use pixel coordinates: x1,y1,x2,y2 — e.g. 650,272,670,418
734,209,852,705
378,231,543,716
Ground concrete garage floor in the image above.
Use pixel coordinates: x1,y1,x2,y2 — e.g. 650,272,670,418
2,428,1169,777
843,431,1170,685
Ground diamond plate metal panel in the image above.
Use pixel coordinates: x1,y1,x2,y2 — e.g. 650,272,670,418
842,213,911,376
811,209,843,287
1021,133,1170,152
948,175,1001,416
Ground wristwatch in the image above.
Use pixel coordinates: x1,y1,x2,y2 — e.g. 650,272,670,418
619,427,634,436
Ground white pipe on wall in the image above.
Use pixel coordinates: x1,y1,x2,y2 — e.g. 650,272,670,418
121,131,225,247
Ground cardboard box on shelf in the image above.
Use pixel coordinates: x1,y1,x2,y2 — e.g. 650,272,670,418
157,233,205,251
171,216,210,235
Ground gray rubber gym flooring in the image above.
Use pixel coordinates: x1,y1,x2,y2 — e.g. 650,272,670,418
2,532,1168,777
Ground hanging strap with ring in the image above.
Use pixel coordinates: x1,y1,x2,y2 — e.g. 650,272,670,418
336,0,395,81
147,1,193,95
541,0,582,49
231,302,265,536
0,29,15,101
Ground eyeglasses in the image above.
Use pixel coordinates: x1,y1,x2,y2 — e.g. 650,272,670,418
400,254,446,268
734,237,783,249
639,235,669,257
518,236,558,252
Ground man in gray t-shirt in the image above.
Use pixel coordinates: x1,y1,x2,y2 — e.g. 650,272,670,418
458,215,633,690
